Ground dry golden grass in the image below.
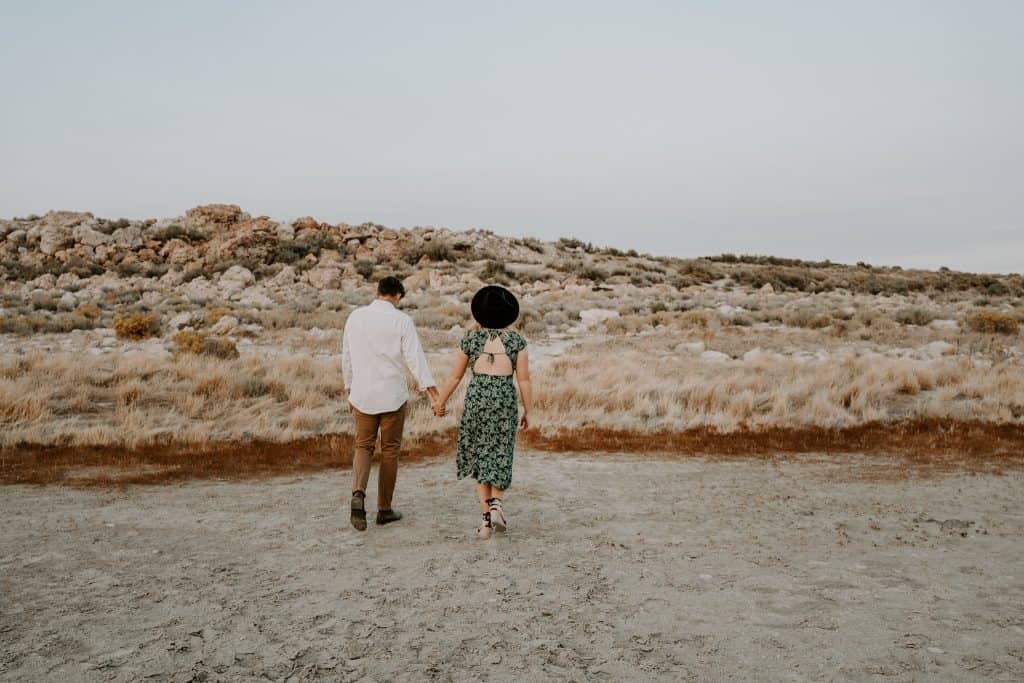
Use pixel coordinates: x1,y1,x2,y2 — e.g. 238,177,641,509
2,335,1022,453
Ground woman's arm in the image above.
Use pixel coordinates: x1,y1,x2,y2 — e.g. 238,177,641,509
434,351,470,415
516,348,532,429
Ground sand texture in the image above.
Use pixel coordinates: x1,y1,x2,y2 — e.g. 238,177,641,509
2,453,1023,681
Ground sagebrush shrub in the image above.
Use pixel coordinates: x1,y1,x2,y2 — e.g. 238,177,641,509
173,331,240,358
114,313,160,340
966,311,1020,335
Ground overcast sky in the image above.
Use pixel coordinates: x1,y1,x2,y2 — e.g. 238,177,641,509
2,1,1021,273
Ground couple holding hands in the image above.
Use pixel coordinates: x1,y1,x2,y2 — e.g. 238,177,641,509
342,277,531,539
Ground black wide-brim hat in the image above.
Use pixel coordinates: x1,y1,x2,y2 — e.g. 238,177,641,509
471,285,520,329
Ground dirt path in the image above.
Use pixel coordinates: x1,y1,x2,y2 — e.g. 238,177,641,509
2,453,1022,681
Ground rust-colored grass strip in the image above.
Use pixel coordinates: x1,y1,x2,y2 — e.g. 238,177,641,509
1,419,1021,487
0,432,456,487
522,418,1024,478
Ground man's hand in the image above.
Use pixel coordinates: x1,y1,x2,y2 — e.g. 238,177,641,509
425,386,445,417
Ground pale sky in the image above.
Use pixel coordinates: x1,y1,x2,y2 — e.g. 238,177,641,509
2,1,1022,273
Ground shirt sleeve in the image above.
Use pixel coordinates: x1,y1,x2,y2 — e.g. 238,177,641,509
401,316,436,390
459,332,474,357
341,317,353,391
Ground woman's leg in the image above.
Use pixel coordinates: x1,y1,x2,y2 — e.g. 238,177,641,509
489,485,504,502
475,481,491,513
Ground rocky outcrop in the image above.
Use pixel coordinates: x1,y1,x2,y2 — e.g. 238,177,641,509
206,217,280,265
184,204,246,235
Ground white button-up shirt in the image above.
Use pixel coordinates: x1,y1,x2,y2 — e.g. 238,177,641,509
342,299,436,414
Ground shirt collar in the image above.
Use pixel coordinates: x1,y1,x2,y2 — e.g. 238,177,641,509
371,299,396,310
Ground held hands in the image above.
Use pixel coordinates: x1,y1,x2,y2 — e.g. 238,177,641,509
519,411,529,430
425,386,445,417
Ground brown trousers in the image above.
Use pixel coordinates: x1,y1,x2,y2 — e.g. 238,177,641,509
350,402,407,510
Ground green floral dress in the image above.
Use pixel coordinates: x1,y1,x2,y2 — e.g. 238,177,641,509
456,329,527,490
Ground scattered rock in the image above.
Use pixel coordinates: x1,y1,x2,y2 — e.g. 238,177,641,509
306,266,343,290
219,265,256,291
211,315,239,335
184,204,246,234
929,319,959,331
579,309,619,326
167,311,198,332
112,226,144,249
922,340,955,357
676,341,705,354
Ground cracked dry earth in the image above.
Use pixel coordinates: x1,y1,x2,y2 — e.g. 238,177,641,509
2,453,1023,682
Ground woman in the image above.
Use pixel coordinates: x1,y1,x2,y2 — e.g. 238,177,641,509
433,285,532,539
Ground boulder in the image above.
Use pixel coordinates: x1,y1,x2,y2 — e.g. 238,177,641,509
306,265,343,290
742,347,769,362
211,315,239,335
160,239,198,265
219,265,255,289
184,204,246,233
923,340,955,357
56,272,81,290
206,217,280,264
276,223,295,241
759,283,775,294
929,319,959,331
268,265,297,287
167,311,198,332
699,350,731,363
235,287,275,309
73,224,111,247
676,341,705,354
159,269,186,287
182,277,219,304
40,226,73,255
6,229,26,245
579,308,620,327
292,216,320,231
112,226,144,249
58,292,78,311
402,270,431,292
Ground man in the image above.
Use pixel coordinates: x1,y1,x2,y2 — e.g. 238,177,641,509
341,276,439,531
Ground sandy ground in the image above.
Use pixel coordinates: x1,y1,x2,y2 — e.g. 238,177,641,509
2,453,1023,682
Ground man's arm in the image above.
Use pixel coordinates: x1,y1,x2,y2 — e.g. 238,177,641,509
400,316,436,398
341,317,354,393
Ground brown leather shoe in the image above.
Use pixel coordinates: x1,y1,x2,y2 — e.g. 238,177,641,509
350,491,367,531
375,509,403,525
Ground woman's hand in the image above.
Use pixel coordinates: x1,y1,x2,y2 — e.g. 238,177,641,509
432,400,446,417
519,411,529,430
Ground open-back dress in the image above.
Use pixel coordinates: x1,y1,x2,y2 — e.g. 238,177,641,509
456,329,527,490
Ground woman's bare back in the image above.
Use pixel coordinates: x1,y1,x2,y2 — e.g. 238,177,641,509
473,334,514,376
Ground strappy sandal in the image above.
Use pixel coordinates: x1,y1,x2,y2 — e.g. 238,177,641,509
488,498,506,533
477,511,492,540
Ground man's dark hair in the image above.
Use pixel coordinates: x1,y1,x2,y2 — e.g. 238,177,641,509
377,276,405,298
